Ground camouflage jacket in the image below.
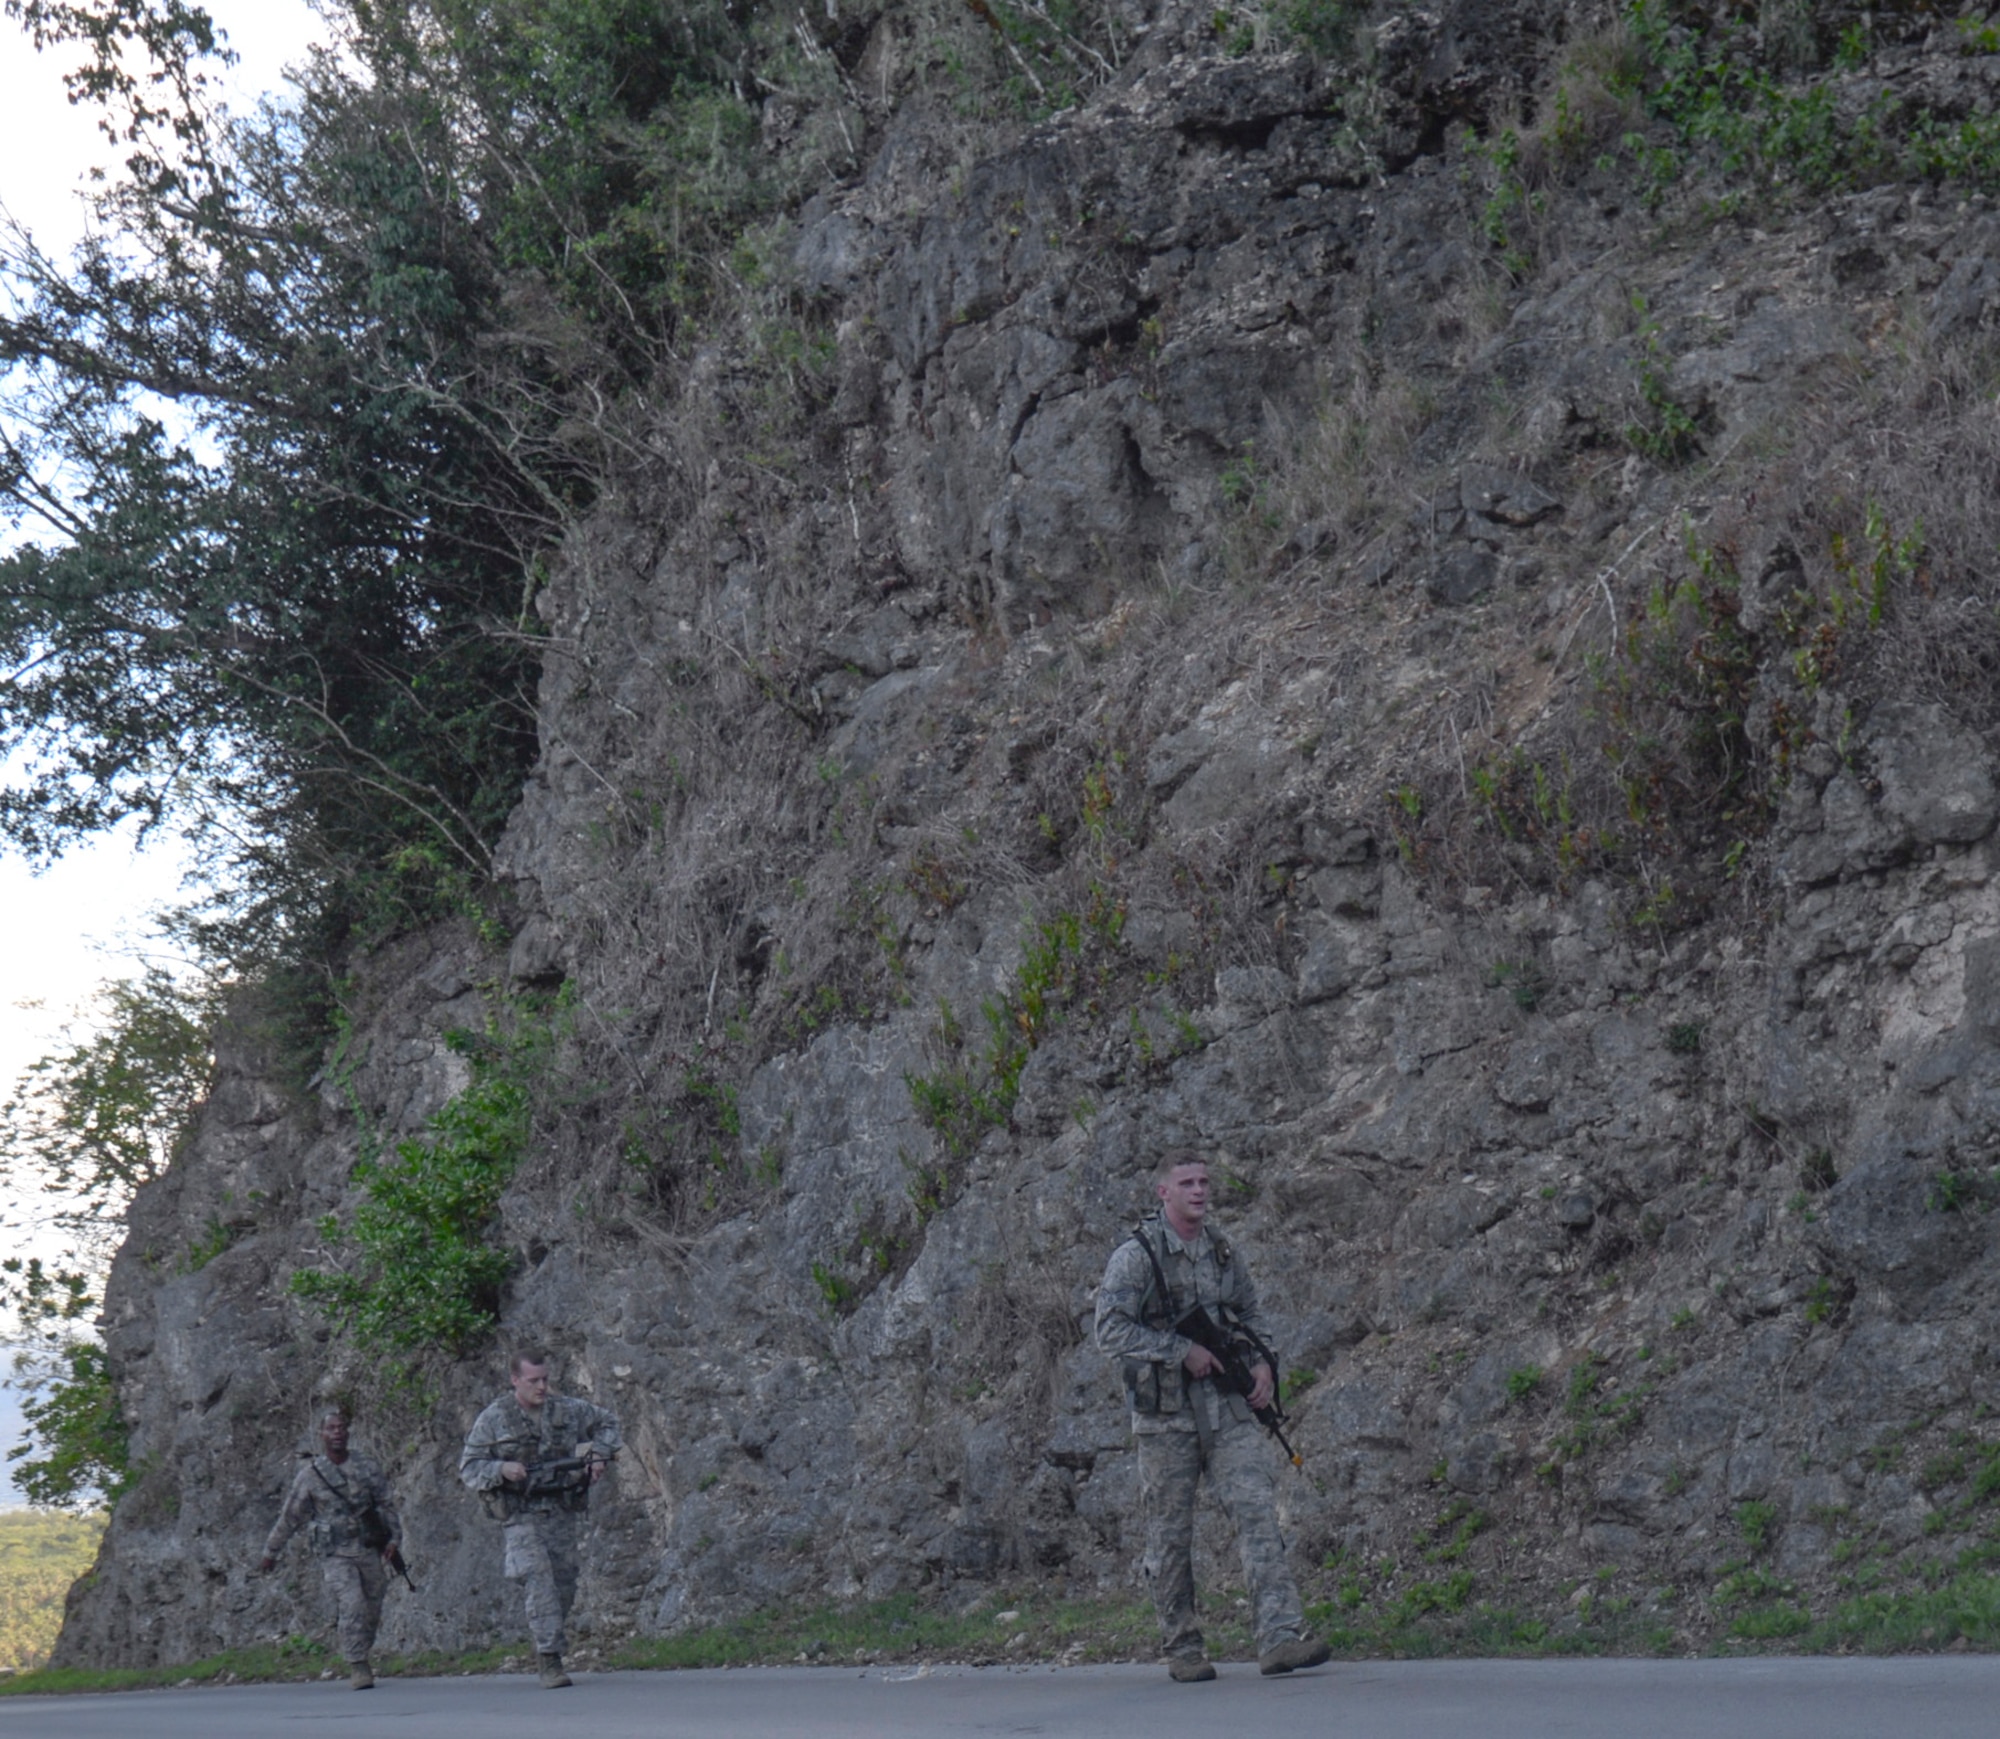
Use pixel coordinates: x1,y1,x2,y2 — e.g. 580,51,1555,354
458,1392,621,1520
1094,1212,1274,1434
263,1452,399,1559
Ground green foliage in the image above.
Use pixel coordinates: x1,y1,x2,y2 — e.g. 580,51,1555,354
905,879,1136,1182
7,1343,129,1509
0,0,886,957
1468,752,1603,885
1465,125,1542,280
1505,1364,1543,1406
1543,1353,1657,1469
1592,546,1759,859
1219,442,1266,513
1486,959,1548,1011
1619,0,2000,202
0,1509,106,1671
1930,1169,1976,1214
1423,1500,1490,1565
1272,0,1356,58
1664,1021,1704,1055
0,968,218,1513
1384,1569,1477,1623
290,995,560,1363
1737,1498,1779,1556
1732,1599,1812,1639
1565,1356,1603,1416
0,968,214,1221
810,1261,857,1315
1623,293,1699,463
1280,1367,1319,1405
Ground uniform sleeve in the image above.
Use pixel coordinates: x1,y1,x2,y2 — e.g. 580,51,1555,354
578,1399,621,1455
262,1464,316,1557
458,1401,513,1492
1223,1245,1277,1360
1094,1238,1191,1369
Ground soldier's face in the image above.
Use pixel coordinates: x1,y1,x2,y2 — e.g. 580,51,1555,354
1156,1163,1210,1229
320,1413,348,1455
511,1362,551,1409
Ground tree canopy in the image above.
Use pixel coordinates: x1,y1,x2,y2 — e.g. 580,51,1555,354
0,0,837,955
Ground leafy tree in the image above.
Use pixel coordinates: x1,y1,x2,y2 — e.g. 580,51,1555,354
0,968,212,1506
0,0,796,952
8,1342,129,1508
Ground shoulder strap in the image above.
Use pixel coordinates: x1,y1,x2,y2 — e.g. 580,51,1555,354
1127,1219,1178,1325
310,1457,359,1516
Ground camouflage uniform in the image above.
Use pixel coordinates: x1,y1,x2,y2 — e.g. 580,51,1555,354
1095,1211,1306,1660
262,1452,400,1665
459,1391,621,1657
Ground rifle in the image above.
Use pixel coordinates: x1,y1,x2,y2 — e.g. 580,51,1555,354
517,1449,614,1501
1174,1301,1304,1471
384,1542,417,1593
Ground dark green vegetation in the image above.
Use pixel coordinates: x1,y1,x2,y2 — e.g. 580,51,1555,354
0,1509,105,1671
289,991,564,1376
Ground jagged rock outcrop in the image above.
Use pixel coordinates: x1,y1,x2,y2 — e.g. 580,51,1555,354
55,0,2000,1665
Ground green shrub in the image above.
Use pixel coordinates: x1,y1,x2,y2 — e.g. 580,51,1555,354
291,997,561,1363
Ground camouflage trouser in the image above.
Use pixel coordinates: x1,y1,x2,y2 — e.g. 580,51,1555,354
502,1511,581,1655
1136,1418,1304,1657
320,1552,387,1664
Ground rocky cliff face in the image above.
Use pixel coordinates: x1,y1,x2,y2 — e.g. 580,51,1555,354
55,0,2000,1665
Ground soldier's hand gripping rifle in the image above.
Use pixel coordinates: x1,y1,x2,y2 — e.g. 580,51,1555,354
519,1447,615,1500
1175,1302,1304,1470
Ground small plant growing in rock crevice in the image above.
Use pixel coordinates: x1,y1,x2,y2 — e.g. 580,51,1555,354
1736,1499,1779,1556
1487,959,1549,1011
1664,1020,1704,1055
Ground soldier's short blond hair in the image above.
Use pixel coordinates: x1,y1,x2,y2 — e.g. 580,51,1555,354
1153,1149,1207,1181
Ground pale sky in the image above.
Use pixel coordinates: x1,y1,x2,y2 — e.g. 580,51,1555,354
0,0,325,1499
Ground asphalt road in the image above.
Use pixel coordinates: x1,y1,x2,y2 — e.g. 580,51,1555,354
3,1657,1996,1736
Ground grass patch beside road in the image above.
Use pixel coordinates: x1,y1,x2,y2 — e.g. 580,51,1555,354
12,1571,2000,1694
0,1635,522,1697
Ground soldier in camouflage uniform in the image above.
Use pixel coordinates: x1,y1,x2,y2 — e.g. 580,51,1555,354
459,1349,620,1689
1095,1152,1330,1683
258,1408,401,1689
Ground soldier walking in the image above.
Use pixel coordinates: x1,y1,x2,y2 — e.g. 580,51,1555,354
258,1407,401,1689
1095,1151,1330,1683
460,1348,620,1688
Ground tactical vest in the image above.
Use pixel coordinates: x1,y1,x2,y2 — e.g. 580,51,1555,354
304,1458,390,1555
479,1398,595,1521
1118,1216,1235,1415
